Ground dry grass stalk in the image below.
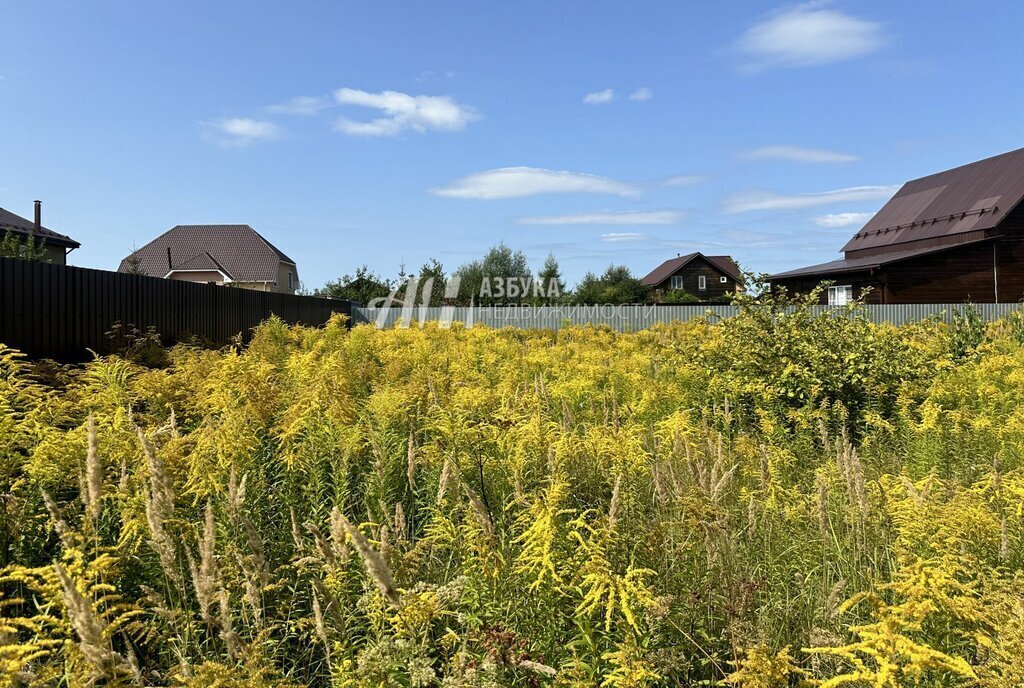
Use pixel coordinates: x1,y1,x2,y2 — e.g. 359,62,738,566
188,502,219,624
137,428,174,517
436,457,454,506
218,587,239,660
306,521,337,568
462,482,494,537
336,512,400,605
329,507,351,565
227,468,246,519
54,562,118,675
139,428,180,581
41,490,71,545
311,587,331,660
85,415,102,522
516,658,558,677
144,487,180,585
393,502,407,541
290,507,305,552
816,473,830,540
608,474,622,532
406,425,417,491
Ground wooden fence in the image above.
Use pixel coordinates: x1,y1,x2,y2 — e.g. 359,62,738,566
0,257,351,361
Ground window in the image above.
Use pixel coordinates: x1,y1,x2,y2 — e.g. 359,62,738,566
720,276,728,283
828,285,853,305
288,272,294,290
697,275,707,291
670,275,684,289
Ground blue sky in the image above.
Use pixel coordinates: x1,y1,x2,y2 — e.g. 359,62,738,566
2,1,1024,289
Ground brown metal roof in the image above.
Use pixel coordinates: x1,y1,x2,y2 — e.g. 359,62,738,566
770,236,997,280
165,251,234,279
841,147,1024,253
0,207,80,249
118,225,295,283
641,252,744,286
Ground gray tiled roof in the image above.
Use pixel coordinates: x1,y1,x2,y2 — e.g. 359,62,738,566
118,225,295,283
0,207,80,248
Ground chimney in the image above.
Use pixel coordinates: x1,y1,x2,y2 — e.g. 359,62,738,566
167,246,173,269
34,200,41,234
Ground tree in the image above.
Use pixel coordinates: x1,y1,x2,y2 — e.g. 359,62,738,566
534,253,565,304
122,245,146,275
453,243,534,305
0,230,47,262
570,264,649,304
416,258,447,306
317,265,394,305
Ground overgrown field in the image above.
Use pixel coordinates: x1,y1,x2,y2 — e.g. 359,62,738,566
4,299,1024,687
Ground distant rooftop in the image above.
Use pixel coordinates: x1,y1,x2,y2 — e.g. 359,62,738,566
119,224,295,283
0,206,80,249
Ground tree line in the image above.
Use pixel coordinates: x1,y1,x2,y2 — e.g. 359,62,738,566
316,242,663,306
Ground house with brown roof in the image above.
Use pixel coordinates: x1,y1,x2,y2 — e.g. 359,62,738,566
641,252,744,303
118,224,299,294
0,201,80,264
770,147,1024,304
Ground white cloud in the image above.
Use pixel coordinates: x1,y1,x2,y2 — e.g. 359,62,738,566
266,95,332,115
814,211,876,228
431,167,638,200
333,87,477,137
583,88,615,105
628,87,653,101
519,210,683,226
663,175,706,187
723,185,899,213
207,118,282,145
601,232,647,242
744,144,859,164
738,5,885,70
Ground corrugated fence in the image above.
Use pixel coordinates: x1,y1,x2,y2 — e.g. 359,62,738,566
354,303,1024,331
0,257,351,361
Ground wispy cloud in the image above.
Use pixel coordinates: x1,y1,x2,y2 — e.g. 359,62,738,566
519,210,683,226
720,229,787,247
738,5,886,71
205,118,282,146
601,232,647,242
583,88,615,105
333,87,478,136
723,185,898,213
814,211,876,228
628,87,653,101
663,175,706,187
743,144,859,164
431,167,638,199
266,95,332,115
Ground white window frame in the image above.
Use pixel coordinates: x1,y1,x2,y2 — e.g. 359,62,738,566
828,285,853,306
670,275,684,290
697,275,707,291
720,276,728,283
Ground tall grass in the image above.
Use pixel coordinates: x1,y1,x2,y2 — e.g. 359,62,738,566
1,296,1024,686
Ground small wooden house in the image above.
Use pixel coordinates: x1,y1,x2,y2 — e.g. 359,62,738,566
641,252,744,303
770,147,1024,304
